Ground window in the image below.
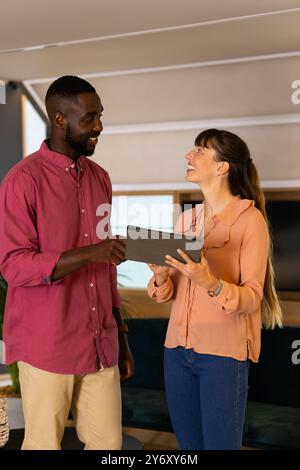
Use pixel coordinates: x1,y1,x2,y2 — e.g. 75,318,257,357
111,194,174,288
22,95,47,157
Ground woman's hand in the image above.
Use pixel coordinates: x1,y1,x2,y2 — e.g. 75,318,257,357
165,249,218,290
148,264,170,287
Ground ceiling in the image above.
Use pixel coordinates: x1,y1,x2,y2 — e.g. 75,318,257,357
32,56,300,125
1,0,300,82
2,1,300,184
1,0,300,51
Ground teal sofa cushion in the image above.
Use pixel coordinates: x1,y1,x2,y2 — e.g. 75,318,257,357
122,387,171,432
244,401,300,449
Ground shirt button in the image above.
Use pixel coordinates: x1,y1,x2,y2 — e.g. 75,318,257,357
81,209,85,214
65,168,69,172
90,283,94,287
84,233,88,238
95,330,98,335
71,163,75,168
92,307,96,311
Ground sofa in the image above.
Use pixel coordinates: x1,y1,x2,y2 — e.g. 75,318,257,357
121,318,300,449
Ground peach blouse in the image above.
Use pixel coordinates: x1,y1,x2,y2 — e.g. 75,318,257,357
147,196,269,362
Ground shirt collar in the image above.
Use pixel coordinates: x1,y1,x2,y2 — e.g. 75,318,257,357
212,195,254,226
39,140,85,172
203,196,254,249
177,195,254,238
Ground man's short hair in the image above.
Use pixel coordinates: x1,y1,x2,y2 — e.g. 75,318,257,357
45,75,96,103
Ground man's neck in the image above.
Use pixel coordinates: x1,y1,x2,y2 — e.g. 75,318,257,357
47,138,80,162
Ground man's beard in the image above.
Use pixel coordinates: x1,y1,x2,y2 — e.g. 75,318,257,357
65,126,95,157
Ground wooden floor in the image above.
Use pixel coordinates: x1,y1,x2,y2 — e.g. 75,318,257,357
123,427,179,450
122,427,257,451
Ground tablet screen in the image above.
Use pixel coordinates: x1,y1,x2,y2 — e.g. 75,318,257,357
125,225,203,266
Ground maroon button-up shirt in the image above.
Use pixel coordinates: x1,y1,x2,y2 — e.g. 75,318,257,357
0,141,120,374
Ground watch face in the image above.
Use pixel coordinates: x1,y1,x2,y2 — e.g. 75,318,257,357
207,280,222,297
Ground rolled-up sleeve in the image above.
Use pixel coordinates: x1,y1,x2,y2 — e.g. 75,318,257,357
0,171,61,287
214,210,269,315
147,274,174,303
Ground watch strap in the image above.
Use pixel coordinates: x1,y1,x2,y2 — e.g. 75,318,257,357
207,279,223,297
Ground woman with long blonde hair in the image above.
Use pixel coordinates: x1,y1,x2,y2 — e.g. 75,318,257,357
148,128,282,450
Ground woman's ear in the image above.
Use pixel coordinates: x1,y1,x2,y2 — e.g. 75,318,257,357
216,161,230,176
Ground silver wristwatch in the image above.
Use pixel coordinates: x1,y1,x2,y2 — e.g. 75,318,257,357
207,279,223,297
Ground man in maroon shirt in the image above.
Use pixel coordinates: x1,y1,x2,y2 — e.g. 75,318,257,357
0,76,133,449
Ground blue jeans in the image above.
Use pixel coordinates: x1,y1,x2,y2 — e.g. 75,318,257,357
164,347,249,450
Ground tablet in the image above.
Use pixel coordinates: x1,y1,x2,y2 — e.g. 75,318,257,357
125,225,203,266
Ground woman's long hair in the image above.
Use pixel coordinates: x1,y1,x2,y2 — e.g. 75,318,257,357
195,129,282,329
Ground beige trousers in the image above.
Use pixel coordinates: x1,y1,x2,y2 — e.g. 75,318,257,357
18,361,122,450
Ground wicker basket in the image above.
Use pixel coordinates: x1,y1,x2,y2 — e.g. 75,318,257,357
0,397,9,448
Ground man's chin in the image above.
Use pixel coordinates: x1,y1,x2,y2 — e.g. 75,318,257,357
82,148,96,157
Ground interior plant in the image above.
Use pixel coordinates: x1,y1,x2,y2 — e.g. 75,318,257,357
0,273,20,396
